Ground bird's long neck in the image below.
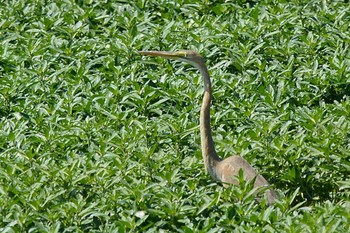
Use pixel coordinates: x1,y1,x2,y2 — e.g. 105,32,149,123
199,65,221,177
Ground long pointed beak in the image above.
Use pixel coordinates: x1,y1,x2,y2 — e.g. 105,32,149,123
138,51,184,60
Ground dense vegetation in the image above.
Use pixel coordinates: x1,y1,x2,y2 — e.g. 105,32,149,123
1,0,349,232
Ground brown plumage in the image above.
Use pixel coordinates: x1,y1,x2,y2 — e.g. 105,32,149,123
139,50,278,204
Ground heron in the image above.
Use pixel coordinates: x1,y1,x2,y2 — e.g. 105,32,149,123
139,50,278,204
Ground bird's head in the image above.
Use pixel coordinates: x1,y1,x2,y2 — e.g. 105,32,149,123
139,50,205,70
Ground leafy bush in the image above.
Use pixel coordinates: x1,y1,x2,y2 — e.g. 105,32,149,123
0,0,349,232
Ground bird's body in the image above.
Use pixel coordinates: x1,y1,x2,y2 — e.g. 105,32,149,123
139,50,278,204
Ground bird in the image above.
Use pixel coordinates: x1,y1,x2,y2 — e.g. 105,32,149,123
139,50,278,204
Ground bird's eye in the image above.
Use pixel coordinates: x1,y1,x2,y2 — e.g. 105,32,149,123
178,51,187,58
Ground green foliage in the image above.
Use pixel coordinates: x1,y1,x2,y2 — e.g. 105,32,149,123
1,0,349,232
